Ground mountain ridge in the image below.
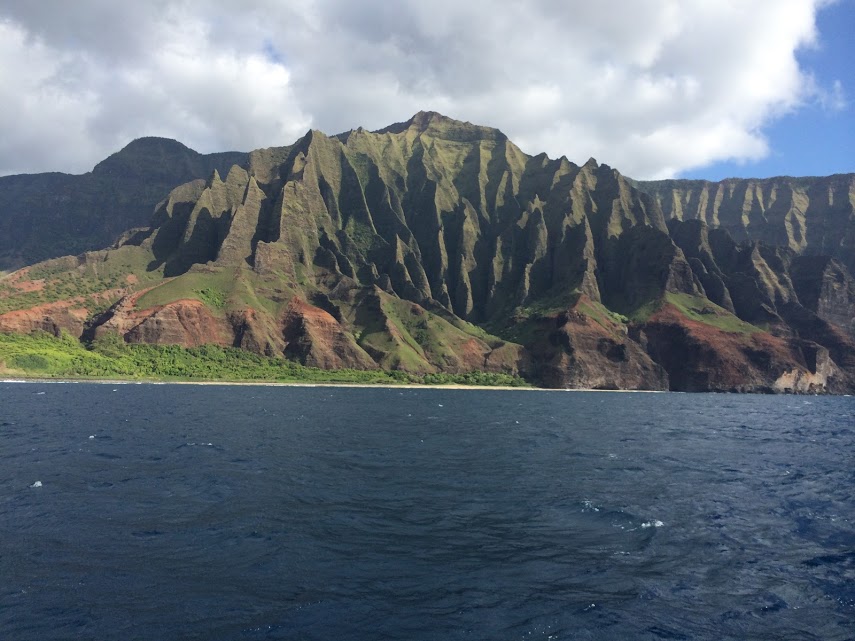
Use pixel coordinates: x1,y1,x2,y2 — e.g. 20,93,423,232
1,113,854,392
0,138,248,271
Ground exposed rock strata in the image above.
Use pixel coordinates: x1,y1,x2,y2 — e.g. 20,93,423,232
0,302,88,338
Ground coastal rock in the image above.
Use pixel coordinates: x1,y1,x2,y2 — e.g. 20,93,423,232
633,303,844,393
524,297,668,390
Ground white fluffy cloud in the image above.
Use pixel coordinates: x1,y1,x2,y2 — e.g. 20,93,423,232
0,0,841,178
0,4,310,176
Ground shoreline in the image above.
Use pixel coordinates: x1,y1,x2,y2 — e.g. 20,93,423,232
0,377,666,392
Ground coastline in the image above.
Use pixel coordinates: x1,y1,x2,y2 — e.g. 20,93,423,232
0,377,666,392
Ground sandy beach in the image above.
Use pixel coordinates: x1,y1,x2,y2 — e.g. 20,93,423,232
0,377,664,392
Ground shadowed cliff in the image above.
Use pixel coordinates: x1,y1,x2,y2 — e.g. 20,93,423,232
0,138,248,270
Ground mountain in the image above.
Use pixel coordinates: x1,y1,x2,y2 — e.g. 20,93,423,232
1,112,854,392
635,175,855,275
0,138,247,271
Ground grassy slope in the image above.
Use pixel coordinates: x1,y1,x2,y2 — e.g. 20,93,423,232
487,287,762,350
0,245,161,315
135,267,281,315
0,331,529,387
663,293,761,333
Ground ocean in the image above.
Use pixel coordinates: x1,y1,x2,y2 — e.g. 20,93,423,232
1,383,853,640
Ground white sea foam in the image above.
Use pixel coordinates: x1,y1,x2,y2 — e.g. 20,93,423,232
641,520,664,528
582,500,600,512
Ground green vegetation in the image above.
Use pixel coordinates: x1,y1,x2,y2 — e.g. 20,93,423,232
577,299,629,329
491,295,631,345
625,297,664,323
0,288,42,315
0,331,530,387
490,316,541,346
421,371,528,387
135,267,280,315
514,289,582,319
354,298,428,372
622,293,761,333
485,290,582,344
195,287,227,308
664,293,761,333
348,288,514,374
0,246,160,314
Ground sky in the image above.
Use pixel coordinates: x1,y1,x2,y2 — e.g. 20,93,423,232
0,0,851,181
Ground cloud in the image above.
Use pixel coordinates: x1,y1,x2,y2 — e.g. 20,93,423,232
0,5,310,175
815,78,847,111
0,0,839,178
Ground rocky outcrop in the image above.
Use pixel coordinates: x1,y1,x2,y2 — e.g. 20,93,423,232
0,301,88,338
525,298,668,390
789,256,855,338
228,308,281,356
633,304,851,393
281,298,378,370
89,293,230,347
123,301,229,347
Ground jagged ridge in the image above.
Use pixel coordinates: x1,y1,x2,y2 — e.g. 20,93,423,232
636,175,855,274
1,113,854,392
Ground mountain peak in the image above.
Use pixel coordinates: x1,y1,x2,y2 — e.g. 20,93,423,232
407,110,449,130
92,137,199,178
375,111,507,143
120,136,195,154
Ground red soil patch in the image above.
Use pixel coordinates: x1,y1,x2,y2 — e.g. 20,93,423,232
1,268,46,293
0,300,89,337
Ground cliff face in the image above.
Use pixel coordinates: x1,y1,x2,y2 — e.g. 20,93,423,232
1,112,854,392
636,175,855,275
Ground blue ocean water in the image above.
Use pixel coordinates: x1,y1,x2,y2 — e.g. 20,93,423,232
1,383,853,640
